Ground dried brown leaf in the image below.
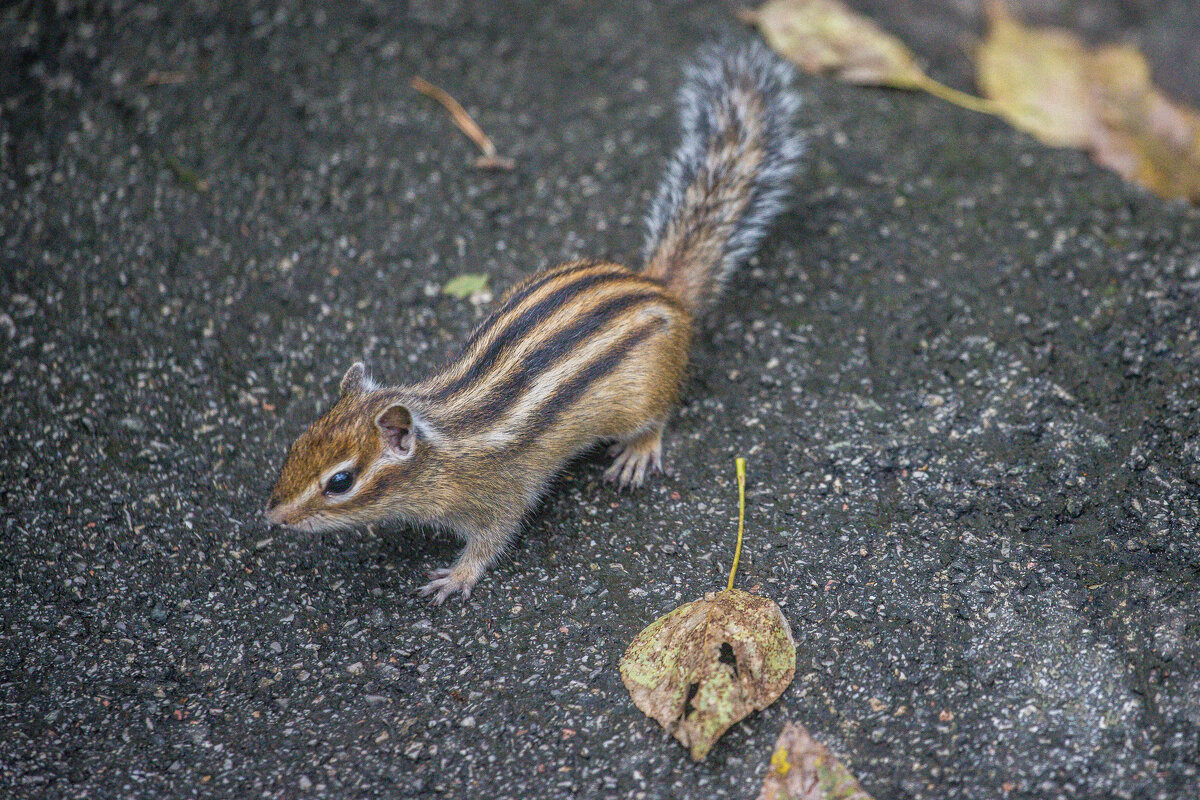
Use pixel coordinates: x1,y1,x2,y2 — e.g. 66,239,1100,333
742,0,994,112
741,0,925,88
619,588,796,761
978,1,1200,202
758,722,874,800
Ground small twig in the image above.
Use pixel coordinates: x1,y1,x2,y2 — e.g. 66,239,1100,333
410,76,515,170
726,457,748,591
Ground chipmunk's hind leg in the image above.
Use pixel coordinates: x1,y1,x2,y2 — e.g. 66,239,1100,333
604,418,666,488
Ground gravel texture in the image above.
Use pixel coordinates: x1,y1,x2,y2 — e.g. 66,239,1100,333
2,1,1199,798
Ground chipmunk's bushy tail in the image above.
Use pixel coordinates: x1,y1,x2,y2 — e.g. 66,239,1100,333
642,42,803,315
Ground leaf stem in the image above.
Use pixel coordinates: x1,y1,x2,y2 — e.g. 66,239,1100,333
915,76,1002,115
726,457,747,591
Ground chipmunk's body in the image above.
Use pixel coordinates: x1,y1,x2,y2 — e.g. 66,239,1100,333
266,43,804,602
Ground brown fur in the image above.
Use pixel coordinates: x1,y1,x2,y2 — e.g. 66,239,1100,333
267,262,692,601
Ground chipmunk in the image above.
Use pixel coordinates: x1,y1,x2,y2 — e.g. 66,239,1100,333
265,42,804,603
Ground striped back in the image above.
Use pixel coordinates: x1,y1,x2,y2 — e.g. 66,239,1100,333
411,261,685,449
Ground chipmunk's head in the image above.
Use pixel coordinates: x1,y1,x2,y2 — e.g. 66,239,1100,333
265,362,431,532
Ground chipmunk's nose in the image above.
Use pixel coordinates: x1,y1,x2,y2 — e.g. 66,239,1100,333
263,497,286,525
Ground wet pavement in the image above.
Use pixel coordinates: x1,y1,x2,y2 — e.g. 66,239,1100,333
2,1,1198,798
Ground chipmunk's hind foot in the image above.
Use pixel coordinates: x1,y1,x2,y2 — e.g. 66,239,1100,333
604,422,665,488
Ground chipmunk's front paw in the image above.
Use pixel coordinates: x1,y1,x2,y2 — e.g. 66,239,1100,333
418,565,481,605
417,532,509,604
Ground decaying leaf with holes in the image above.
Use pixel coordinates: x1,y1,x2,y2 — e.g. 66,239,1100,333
758,721,874,800
619,588,796,760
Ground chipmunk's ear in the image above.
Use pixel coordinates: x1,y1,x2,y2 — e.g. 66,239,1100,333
340,362,368,395
376,404,415,458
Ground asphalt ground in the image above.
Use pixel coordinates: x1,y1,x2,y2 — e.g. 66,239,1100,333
2,1,1198,798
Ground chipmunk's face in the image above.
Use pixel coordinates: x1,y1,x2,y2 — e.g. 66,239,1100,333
264,363,422,533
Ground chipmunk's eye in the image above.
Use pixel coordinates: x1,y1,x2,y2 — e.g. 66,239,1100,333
325,471,355,495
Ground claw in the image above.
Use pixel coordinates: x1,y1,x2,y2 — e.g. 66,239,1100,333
417,567,479,604
605,432,664,489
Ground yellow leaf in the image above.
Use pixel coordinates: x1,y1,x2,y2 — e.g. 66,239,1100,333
978,1,1200,203
742,0,994,113
976,3,1104,148
757,722,875,800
